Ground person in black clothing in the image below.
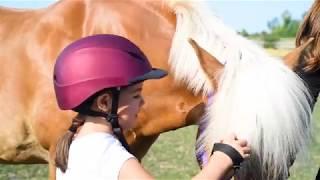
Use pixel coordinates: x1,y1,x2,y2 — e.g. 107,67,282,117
286,0,320,178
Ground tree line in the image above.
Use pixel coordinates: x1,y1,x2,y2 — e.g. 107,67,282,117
239,10,305,48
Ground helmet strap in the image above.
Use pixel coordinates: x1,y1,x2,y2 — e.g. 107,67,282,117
79,87,131,152
109,88,131,152
109,88,120,128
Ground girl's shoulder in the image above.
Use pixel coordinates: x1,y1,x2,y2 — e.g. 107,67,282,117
73,132,116,144
65,132,135,179
70,132,132,158
69,132,118,157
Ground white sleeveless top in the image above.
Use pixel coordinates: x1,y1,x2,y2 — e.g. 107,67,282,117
56,132,134,180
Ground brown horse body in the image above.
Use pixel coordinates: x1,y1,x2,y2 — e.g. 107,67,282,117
0,0,204,178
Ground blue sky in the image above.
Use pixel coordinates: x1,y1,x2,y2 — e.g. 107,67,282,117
0,0,314,33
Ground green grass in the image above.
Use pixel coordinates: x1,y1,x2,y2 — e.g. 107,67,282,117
142,126,199,180
287,103,320,180
1,107,319,180
0,164,48,180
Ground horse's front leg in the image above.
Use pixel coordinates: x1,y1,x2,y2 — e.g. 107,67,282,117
48,146,56,180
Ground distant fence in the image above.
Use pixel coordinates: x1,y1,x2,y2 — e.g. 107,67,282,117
252,38,295,50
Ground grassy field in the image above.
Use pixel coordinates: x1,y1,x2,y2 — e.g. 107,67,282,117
1,48,319,179
0,110,319,180
1,101,320,179
143,106,320,180
1,107,320,180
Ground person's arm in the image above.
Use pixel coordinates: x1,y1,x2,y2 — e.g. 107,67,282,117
119,158,154,180
193,134,251,180
119,133,249,180
193,151,233,180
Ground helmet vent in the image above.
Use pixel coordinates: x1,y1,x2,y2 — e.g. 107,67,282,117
127,51,144,62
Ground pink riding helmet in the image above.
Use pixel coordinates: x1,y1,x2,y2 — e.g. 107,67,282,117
53,34,167,110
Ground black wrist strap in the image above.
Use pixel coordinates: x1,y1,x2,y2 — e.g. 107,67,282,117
211,143,244,169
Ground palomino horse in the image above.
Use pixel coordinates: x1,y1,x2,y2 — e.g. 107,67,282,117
0,0,313,179
185,10,315,178
189,0,320,178
189,35,312,179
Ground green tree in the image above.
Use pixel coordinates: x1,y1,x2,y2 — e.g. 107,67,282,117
267,10,300,38
262,10,301,48
239,29,250,37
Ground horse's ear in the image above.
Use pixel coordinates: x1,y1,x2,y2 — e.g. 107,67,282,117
283,37,314,70
189,38,224,89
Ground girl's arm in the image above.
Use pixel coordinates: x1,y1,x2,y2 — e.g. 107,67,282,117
119,134,249,180
193,151,233,180
193,134,251,180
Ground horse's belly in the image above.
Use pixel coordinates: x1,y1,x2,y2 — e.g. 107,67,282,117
0,90,49,163
0,116,49,164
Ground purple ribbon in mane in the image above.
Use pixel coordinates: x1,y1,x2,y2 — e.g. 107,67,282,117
195,91,215,168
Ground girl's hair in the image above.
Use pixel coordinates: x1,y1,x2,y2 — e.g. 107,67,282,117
55,88,111,172
55,117,85,172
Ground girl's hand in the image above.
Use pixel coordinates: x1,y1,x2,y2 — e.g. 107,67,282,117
193,133,251,180
219,133,251,160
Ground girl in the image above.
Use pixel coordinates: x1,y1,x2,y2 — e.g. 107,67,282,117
53,34,250,180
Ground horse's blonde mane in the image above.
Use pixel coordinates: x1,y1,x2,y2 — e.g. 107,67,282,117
167,1,312,179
